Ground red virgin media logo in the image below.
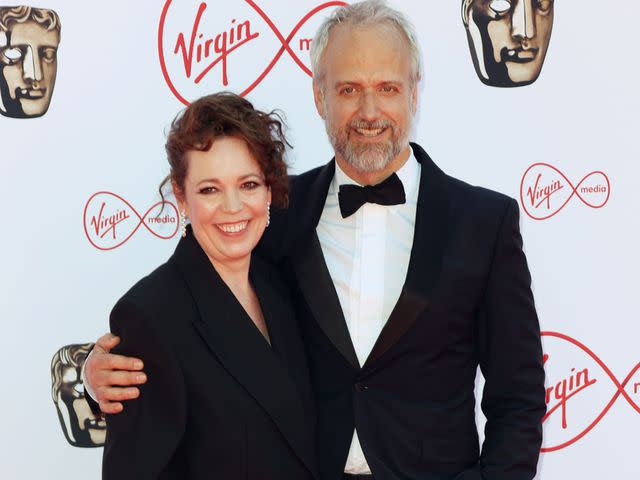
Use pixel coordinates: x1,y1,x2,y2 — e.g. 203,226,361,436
158,0,347,105
541,331,640,452
83,192,179,251
520,163,611,220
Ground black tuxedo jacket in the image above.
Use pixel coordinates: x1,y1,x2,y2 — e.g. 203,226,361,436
259,143,546,480
102,230,318,480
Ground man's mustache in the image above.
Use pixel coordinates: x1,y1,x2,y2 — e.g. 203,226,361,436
349,119,393,130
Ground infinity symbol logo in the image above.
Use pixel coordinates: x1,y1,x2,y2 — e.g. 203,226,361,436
83,192,179,251
520,163,611,220
541,331,640,452
159,0,347,105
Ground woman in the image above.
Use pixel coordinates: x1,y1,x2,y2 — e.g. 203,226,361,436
102,93,317,480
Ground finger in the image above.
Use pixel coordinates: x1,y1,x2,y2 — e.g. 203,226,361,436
94,333,120,353
97,370,147,387
95,352,144,371
97,386,140,403
100,400,124,415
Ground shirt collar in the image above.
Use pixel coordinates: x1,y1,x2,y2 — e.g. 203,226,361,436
330,146,420,202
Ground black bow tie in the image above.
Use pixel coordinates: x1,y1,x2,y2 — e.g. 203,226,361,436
338,172,406,218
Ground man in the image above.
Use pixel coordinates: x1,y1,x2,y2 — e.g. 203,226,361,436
51,343,107,447
82,1,546,479
462,0,554,87
0,5,61,118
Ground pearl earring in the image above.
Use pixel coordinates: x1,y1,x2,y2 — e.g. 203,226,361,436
180,209,187,238
266,202,271,228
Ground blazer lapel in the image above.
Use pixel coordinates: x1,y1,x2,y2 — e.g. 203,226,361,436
171,232,317,477
250,258,317,422
363,144,451,368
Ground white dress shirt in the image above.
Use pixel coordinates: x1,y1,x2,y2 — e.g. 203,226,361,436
315,147,421,474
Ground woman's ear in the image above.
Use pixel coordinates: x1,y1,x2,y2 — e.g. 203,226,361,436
172,181,188,217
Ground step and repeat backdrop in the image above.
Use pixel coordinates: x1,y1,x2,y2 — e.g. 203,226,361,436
1,1,639,478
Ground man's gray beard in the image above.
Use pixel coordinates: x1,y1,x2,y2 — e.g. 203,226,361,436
325,119,409,173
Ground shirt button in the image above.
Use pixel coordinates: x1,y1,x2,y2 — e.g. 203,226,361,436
354,382,368,392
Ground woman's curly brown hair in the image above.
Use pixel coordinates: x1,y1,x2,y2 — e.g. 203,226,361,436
160,92,290,207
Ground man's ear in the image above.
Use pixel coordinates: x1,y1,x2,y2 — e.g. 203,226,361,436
313,80,326,119
411,81,418,115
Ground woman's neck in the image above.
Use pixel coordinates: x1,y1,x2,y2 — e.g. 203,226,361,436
209,255,252,294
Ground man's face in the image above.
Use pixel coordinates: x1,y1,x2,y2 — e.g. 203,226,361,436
464,0,554,87
0,20,60,118
313,23,416,174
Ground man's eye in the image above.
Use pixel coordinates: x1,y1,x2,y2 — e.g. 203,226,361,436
41,47,57,63
1,47,23,64
537,0,553,13
380,85,397,93
341,86,356,95
489,0,511,14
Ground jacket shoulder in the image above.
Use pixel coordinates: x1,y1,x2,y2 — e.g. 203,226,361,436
110,260,187,325
445,174,516,218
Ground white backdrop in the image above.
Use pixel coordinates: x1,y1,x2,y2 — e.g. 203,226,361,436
1,0,639,478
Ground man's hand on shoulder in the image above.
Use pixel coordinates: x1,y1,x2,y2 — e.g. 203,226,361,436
83,333,147,414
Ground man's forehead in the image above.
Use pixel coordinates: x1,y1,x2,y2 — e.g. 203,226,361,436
327,21,408,48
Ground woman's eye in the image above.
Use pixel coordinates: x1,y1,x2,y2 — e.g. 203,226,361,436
199,186,217,194
489,0,511,14
242,181,260,190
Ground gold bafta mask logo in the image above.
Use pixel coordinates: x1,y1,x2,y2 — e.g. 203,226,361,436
0,6,60,118
462,0,554,87
51,344,106,447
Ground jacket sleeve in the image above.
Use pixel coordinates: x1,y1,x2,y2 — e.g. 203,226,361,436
102,298,186,480
477,199,546,480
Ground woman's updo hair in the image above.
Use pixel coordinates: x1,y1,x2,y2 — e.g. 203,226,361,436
160,92,290,207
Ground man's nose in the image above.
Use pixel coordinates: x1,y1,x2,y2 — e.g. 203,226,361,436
511,0,536,41
358,90,380,121
222,189,244,213
22,46,43,83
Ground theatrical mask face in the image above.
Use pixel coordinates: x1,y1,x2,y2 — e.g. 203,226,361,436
0,20,60,118
52,345,106,447
463,0,554,87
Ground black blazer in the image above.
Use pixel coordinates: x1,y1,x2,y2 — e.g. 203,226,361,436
260,143,546,480
102,229,318,480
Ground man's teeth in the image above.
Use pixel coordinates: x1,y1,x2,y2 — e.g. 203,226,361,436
355,127,385,137
218,221,248,233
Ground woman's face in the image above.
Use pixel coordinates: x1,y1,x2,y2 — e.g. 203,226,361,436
176,136,271,268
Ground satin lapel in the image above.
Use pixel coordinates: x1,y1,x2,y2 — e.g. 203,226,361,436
363,144,451,368
288,160,359,368
290,159,336,240
290,232,360,369
171,232,317,477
